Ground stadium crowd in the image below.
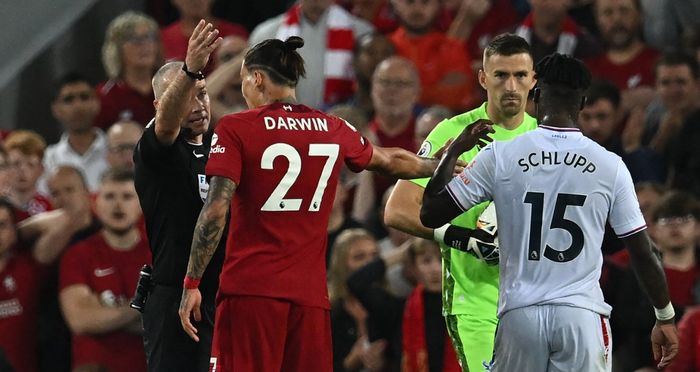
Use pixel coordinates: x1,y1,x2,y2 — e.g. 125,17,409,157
0,0,700,371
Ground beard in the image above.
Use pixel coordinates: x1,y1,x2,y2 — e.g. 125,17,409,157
605,25,637,50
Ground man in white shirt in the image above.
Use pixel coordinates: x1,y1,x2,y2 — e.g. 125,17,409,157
41,73,109,194
249,0,374,109
420,53,679,371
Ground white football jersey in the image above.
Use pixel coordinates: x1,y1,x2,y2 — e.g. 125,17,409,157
446,125,646,317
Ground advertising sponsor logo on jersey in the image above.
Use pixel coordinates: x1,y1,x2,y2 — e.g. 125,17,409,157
210,133,226,154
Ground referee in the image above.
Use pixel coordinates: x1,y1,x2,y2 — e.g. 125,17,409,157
133,21,224,372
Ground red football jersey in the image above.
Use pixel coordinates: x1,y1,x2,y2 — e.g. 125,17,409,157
207,103,374,309
94,80,156,130
0,253,45,372
586,47,659,91
59,232,151,372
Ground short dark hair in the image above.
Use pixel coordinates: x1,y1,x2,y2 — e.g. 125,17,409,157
244,36,306,87
535,53,592,113
53,72,93,101
652,190,700,221
655,51,700,80
101,168,135,184
585,80,621,109
484,33,532,60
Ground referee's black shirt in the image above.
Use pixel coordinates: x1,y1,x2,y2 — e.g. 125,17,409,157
134,123,225,296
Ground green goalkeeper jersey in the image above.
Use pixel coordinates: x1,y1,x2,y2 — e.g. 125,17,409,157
412,102,537,316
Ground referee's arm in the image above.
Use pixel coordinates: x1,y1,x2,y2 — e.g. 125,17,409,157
179,176,235,341
153,20,222,145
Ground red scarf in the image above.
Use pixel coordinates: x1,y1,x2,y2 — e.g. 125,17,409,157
277,4,355,105
515,12,579,56
402,285,461,372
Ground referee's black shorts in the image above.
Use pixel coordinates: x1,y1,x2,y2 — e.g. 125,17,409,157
143,284,216,372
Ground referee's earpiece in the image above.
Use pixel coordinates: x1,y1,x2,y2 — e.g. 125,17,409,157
533,88,540,104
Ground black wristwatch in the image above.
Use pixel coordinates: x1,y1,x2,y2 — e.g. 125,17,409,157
182,63,205,80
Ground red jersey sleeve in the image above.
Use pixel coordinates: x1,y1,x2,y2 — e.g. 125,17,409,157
58,242,88,291
338,119,373,172
205,115,245,184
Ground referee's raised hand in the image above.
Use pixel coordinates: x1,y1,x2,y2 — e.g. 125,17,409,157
185,19,223,73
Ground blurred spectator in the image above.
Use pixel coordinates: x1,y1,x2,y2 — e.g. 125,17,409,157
579,80,664,183
3,131,52,219
514,0,600,64
327,172,365,267
636,182,666,229
352,32,395,118
250,0,374,108
390,0,475,111
0,197,58,372
206,54,246,124
447,0,520,67
686,27,700,65
642,52,700,156
106,120,143,171
213,35,248,66
328,104,371,136
160,0,248,72
59,169,149,372
30,166,102,372
608,190,700,370
402,238,460,372
587,0,657,111
367,56,420,206
666,306,700,372
415,105,453,149
641,0,700,52
668,105,700,198
328,228,386,372
339,0,400,34
42,73,108,194
95,12,161,129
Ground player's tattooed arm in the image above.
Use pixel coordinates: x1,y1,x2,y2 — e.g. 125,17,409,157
186,176,235,279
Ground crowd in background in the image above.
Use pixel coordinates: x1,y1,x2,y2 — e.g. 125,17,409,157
1,0,700,371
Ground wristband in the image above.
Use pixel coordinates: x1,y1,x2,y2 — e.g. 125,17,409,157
654,302,675,321
182,63,205,80
183,276,201,289
433,224,449,244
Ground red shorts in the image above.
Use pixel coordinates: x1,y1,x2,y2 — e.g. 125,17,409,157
210,295,332,372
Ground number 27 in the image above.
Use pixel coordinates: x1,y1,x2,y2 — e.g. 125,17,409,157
260,143,339,212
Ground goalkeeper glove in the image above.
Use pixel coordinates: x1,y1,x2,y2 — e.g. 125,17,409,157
433,224,499,265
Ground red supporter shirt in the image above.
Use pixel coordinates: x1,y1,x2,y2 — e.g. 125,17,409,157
207,103,374,309
665,265,699,309
94,80,156,129
59,232,151,372
161,19,248,73
586,47,659,90
0,252,45,372
369,116,416,204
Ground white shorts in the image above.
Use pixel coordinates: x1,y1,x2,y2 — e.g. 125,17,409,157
492,305,612,372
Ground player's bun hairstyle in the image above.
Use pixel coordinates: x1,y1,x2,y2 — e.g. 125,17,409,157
244,36,307,87
535,53,592,93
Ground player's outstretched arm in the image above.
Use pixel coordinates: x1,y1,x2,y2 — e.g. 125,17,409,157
365,146,440,180
421,120,493,228
154,20,222,145
179,176,235,341
384,180,435,239
622,230,679,368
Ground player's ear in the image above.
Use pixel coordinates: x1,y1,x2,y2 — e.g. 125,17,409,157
478,69,487,90
533,88,540,104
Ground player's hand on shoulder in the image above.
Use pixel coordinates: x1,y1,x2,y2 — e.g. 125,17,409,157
452,119,494,154
186,20,223,72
